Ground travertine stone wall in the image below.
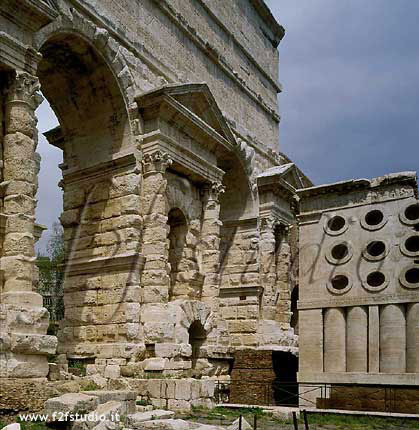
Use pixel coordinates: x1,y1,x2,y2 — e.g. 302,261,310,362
76,0,282,148
0,0,302,383
298,172,419,409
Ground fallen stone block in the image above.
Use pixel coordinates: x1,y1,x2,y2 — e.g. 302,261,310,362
1,424,20,430
81,391,136,415
127,410,175,427
44,393,99,419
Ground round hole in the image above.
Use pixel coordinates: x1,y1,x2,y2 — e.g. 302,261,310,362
366,241,386,257
328,216,346,232
405,268,419,284
367,271,385,288
365,210,384,226
405,204,419,221
405,236,419,253
331,275,349,290
331,243,349,260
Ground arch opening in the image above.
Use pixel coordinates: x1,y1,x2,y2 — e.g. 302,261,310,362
37,33,130,170
33,32,131,358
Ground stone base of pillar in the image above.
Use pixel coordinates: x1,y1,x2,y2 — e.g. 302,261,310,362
0,293,57,378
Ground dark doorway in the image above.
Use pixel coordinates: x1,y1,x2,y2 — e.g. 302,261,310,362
188,320,206,368
290,286,299,334
272,351,298,406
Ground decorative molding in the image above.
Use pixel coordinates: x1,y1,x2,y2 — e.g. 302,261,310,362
61,153,137,185
140,132,224,184
202,181,225,202
0,32,41,74
298,292,419,310
5,71,42,108
65,252,145,277
151,0,280,122
195,0,283,86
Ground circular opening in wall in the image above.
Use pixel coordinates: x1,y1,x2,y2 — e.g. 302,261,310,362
365,210,384,226
405,268,419,284
405,236,419,253
405,204,419,221
331,243,349,260
331,275,349,290
367,271,386,288
367,241,386,257
327,216,346,232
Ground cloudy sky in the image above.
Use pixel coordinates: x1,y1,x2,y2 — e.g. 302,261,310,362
266,0,419,184
35,1,419,252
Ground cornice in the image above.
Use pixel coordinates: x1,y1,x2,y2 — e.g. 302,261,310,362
150,0,281,123
196,0,282,90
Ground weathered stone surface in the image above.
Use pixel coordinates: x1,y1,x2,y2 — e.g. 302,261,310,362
127,410,175,427
44,393,99,417
1,0,417,415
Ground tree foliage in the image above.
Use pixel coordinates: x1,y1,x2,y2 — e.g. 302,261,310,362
36,222,65,320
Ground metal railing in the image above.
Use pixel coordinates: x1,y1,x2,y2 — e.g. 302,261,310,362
216,380,419,414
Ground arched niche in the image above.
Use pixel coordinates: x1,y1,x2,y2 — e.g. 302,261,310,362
167,208,188,300
188,320,207,368
218,155,254,222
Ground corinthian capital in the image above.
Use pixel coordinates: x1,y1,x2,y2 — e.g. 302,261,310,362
202,181,225,203
6,71,42,108
142,150,173,176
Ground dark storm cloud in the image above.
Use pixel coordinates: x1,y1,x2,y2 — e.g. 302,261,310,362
266,0,419,185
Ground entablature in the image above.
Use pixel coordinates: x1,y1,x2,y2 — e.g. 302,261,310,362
136,83,237,185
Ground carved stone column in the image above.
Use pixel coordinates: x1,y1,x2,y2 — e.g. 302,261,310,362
200,181,224,304
0,71,56,378
141,151,172,303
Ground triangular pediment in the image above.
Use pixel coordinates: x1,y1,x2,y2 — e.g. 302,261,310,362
257,163,305,191
136,83,236,150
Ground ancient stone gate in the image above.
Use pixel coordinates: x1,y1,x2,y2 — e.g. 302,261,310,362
0,0,304,381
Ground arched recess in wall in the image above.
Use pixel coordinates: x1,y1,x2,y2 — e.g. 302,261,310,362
188,320,206,369
167,208,188,300
218,154,253,222
37,32,131,170
218,152,254,272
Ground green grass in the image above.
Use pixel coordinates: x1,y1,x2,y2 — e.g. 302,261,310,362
180,408,419,430
305,413,419,430
82,381,99,391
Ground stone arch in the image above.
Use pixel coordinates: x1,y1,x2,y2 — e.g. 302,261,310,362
172,300,215,345
34,9,137,110
166,172,201,223
32,29,139,358
36,30,132,169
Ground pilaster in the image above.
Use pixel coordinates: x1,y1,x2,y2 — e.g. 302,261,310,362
200,181,224,303
141,151,172,304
